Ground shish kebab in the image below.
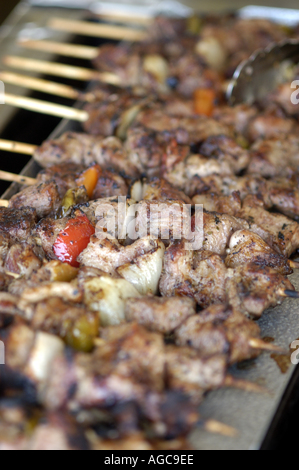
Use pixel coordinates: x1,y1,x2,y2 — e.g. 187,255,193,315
1,16,299,449
17,15,299,89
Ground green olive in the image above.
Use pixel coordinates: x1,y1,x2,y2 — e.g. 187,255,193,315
64,314,100,353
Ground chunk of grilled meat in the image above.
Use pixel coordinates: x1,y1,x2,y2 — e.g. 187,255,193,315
125,297,196,334
226,264,294,318
8,181,61,219
247,110,298,143
0,207,37,242
160,240,295,316
191,173,299,221
136,109,234,145
163,136,251,196
124,125,169,177
4,242,44,278
175,305,261,365
33,217,68,260
225,230,293,275
130,177,191,204
93,170,128,199
236,195,299,258
202,212,249,256
199,135,250,174
165,347,227,403
34,132,139,178
248,135,299,178
160,242,227,308
37,163,86,197
192,192,242,217
213,104,258,135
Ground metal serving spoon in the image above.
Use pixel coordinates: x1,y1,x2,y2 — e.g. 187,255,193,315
227,39,299,106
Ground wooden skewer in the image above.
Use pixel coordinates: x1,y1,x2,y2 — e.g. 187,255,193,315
3,56,121,86
0,139,37,155
248,339,286,354
4,93,89,122
278,289,299,299
0,170,36,186
48,18,148,41
289,260,299,269
0,72,81,101
19,39,98,60
5,271,20,278
203,419,237,438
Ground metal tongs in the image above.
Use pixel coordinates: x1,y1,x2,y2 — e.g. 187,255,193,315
227,39,299,106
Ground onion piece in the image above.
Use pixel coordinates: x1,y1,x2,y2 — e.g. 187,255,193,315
83,276,141,326
117,241,165,295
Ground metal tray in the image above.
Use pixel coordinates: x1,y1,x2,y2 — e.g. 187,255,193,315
1,2,299,451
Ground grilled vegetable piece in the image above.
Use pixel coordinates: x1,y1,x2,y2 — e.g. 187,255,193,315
83,276,141,326
75,164,102,199
53,211,95,267
57,186,88,219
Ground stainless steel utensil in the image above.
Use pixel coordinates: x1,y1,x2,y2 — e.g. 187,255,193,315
227,39,299,106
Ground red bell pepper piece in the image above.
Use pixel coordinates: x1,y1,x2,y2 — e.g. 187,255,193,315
53,211,95,268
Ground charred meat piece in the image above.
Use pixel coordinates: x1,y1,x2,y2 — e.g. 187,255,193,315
34,132,139,178
226,264,294,318
247,111,298,142
225,230,293,275
248,136,299,178
0,207,37,242
5,242,44,277
160,242,227,308
193,192,242,216
160,240,295,316
125,297,196,334
33,217,68,260
165,347,227,403
124,125,167,177
34,132,99,167
190,174,299,221
213,104,258,135
93,170,128,199
9,181,61,219
136,109,233,145
199,135,250,175
175,305,262,365
83,88,148,137
202,212,249,256
130,177,191,204
37,163,86,197
237,195,299,258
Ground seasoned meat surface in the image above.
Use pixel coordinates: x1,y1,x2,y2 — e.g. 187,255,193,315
125,297,196,334
9,181,61,219
0,207,37,242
